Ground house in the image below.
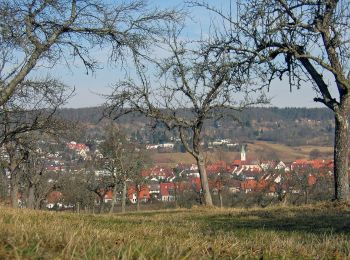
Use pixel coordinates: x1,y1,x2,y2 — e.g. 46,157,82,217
104,190,114,203
160,182,175,202
240,179,257,193
141,166,174,181
227,179,241,193
232,145,262,174
148,182,160,198
46,191,63,209
146,143,174,150
290,159,333,171
207,161,234,174
67,141,90,152
128,186,150,204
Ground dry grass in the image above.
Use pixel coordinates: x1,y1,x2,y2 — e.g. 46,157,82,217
1,203,350,259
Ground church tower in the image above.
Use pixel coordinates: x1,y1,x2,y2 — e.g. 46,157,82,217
241,144,246,162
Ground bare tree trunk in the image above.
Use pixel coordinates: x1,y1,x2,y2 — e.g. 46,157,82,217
121,181,127,213
334,111,350,201
136,188,140,211
174,183,178,208
10,175,19,208
27,184,35,209
304,188,309,205
219,190,223,208
35,199,41,210
196,154,213,206
98,195,104,214
109,184,118,214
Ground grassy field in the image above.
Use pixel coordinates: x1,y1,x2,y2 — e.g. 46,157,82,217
1,203,350,259
151,141,333,167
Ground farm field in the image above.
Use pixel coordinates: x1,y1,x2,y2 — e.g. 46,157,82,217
151,141,334,167
1,203,349,259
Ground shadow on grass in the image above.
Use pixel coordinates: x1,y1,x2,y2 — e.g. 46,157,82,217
195,207,350,235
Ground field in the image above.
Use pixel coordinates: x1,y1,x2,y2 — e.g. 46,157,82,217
1,203,350,259
151,141,333,167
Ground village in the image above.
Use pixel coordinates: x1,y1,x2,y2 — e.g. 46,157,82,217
2,139,331,211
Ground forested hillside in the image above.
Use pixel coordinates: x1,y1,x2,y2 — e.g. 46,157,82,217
59,107,334,146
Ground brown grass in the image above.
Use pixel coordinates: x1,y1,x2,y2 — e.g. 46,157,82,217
0,203,349,259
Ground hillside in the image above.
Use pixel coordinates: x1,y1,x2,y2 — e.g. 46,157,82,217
1,204,349,259
150,141,333,167
59,106,335,147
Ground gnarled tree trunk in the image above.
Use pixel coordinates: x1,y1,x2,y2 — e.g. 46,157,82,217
10,173,19,208
196,154,213,206
27,184,35,209
334,111,350,201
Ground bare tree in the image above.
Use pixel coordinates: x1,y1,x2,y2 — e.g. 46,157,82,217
23,136,62,210
192,0,350,201
3,139,27,208
106,27,267,206
100,123,145,213
0,79,71,208
78,153,113,214
0,0,180,106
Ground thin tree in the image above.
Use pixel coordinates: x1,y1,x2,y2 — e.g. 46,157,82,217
100,124,145,213
106,27,267,206
193,0,350,201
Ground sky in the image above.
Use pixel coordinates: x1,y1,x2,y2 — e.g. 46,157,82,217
48,0,325,109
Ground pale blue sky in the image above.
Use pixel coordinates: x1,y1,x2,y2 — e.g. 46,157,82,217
49,0,324,108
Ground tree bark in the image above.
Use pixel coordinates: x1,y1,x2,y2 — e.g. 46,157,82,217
10,174,19,208
174,183,178,208
27,184,35,209
109,183,118,214
136,189,140,212
333,111,350,201
35,199,42,210
219,190,223,208
304,188,309,205
121,181,127,213
98,195,104,214
196,154,213,206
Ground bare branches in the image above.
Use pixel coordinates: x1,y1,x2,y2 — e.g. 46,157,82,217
105,26,267,156
193,0,350,201
194,0,350,108
0,0,182,106
0,77,73,146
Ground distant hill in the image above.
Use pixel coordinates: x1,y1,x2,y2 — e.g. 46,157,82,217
58,106,335,147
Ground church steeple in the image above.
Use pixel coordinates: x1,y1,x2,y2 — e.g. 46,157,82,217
241,144,246,162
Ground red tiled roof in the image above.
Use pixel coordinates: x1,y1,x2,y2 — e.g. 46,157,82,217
241,179,257,190
104,190,113,200
47,191,63,203
128,186,150,199
141,166,173,178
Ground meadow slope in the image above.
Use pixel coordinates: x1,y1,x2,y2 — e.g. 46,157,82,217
1,204,350,259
